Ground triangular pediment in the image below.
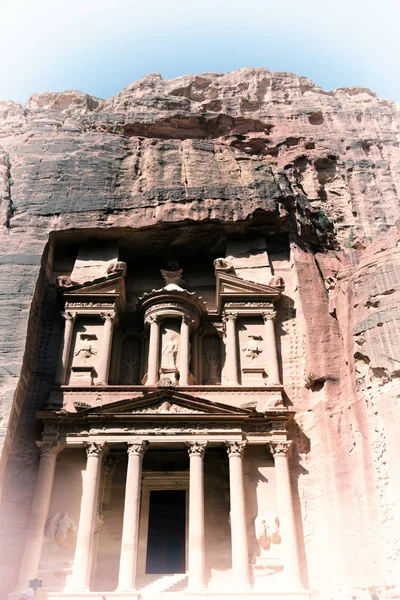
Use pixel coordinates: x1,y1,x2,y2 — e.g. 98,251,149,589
85,389,251,416
63,271,124,297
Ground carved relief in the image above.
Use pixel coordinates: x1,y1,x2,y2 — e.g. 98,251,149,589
131,400,203,414
74,332,98,362
255,511,281,551
242,334,263,361
45,513,77,547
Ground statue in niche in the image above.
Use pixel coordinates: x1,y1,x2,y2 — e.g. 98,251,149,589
162,335,179,368
74,332,98,361
255,511,281,552
242,334,263,361
120,337,141,384
45,513,77,547
203,336,221,384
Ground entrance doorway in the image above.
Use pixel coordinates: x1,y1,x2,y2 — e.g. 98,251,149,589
145,489,186,574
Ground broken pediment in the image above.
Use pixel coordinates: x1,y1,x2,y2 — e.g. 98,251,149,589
61,270,126,314
216,271,282,312
83,389,251,416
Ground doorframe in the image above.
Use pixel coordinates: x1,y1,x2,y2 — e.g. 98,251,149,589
137,471,189,576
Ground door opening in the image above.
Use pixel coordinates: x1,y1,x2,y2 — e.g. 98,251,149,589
145,489,186,574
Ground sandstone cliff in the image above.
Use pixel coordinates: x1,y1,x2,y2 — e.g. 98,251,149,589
0,68,399,599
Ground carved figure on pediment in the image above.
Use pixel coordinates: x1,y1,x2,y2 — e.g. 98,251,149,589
57,275,78,288
162,335,178,369
268,276,285,290
242,334,263,361
132,400,202,414
213,257,234,272
45,513,77,547
106,260,127,275
255,511,281,552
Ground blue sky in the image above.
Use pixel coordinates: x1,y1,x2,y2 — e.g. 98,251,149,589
1,0,399,105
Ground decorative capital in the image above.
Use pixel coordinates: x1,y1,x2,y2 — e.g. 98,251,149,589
100,312,115,323
186,441,207,457
223,312,238,323
262,310,277,323
182,314,194,327
127,440,149,457
145,314,159,326
268,440,292,457
36,441,64,457
225,440,247,457
84,442,107,457
61,311,76,322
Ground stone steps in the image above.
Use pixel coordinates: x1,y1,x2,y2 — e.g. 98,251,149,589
137,573,188,595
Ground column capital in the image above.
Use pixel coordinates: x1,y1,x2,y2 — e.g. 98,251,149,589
36,441,65,457
268,440,292,457
222,312,238,323
84,441,108,457
61,310,76,322
262,309,277,322
127,440,149,457
100,311,116,323
186,441,207,457
225,440,247,458
182,314,195,327
145,314,160,325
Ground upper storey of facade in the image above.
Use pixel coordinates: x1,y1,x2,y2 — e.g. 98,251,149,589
49,231,289,414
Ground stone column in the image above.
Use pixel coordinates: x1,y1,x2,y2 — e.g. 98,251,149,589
179,315,191,386
57,311,76,384
262,310,280,385
191,330,199,384
223,313,239,385
268,441,302,587
69,442,107,591
117,441,148,591
186,441,207,590
146,315,160,386
97,312,115,385
15,442,64,591
225,441,250,588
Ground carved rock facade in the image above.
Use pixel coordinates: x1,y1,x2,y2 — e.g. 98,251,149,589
0,69,399,600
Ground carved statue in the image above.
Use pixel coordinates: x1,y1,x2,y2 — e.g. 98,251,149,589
213,257,234,272
268,276,285,290
45,512,77,547
255,511,281,551
106,260,127,275
161,336,178,368
242,334,263,360
206,353,220,383
57,275,78,288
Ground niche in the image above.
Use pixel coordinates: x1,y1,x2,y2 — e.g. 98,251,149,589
202,334,222,384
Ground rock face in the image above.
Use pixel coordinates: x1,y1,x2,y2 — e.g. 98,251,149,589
0,68,399,599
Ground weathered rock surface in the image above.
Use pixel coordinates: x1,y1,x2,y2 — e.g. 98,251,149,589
0,68,399,599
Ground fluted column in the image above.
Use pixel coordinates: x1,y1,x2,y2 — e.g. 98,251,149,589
179,315,191,386
57,311,76,384
117,441,148,591
15,442,64,591
146,315,160,386
186,441,207,590
262,310,280,385
225,441,250,588
223,313,239,385
268,441,302,587
69,442,107,591
97,312,115,385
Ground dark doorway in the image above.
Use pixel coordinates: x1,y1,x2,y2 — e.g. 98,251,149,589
146,489,186,574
